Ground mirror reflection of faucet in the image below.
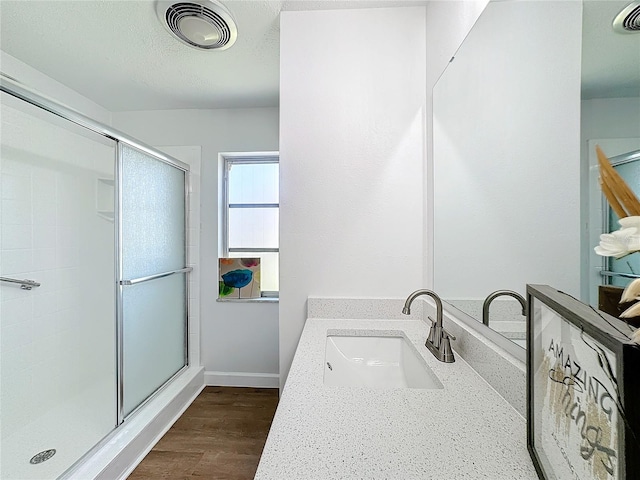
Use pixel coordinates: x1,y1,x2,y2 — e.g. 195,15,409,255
482,290,527,327
402,289,455,363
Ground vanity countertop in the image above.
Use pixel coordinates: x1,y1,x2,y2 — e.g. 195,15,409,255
254,317,539,480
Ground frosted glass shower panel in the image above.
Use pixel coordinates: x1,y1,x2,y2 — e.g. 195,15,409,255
120,144,187,417
122,273,186,416
121,145,186,279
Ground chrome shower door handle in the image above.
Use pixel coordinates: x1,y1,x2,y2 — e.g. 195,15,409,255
120,267,193,286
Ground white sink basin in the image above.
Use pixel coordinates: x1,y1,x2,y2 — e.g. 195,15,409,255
324,334,443,389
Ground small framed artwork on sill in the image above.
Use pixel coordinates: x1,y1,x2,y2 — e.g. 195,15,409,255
527,284,640,480
219,258,261,299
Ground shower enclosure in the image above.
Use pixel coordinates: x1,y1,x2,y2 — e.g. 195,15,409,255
0,77,191,479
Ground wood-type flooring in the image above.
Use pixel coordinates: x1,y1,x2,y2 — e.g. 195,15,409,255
128,386,279,480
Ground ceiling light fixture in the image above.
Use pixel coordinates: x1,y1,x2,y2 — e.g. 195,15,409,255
156,0,238,50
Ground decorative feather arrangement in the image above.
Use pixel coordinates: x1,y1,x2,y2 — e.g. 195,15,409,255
597,145,640,217
596,145,640,344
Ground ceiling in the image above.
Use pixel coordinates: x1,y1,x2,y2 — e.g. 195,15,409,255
1,1,637,111
0,0,429,112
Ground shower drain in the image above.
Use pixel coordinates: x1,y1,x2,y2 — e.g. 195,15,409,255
30,449,56,464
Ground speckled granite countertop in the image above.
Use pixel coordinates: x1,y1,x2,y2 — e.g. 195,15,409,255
255,317,538,480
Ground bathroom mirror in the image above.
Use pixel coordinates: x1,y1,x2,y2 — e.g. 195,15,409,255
433,0,640,349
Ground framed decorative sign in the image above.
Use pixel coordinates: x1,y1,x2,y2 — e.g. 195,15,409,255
527,285,640,480
219,258,261,299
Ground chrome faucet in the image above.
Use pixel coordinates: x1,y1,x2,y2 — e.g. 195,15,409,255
402,289,455,363
482,290,527,326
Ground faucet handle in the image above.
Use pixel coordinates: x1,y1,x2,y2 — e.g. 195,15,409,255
428,317,456,341
439,333,456,363
426,316,437,345
442,328,456,341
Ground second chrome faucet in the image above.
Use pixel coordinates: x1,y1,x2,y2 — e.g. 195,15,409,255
482,290,527,326
402,289,455,363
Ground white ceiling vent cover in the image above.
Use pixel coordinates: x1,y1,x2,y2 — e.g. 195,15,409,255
156,0,237,50
613,1,640,33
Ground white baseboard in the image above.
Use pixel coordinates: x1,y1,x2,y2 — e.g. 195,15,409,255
204,370,279,388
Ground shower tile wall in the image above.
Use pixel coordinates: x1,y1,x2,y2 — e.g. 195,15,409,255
1,96,116,479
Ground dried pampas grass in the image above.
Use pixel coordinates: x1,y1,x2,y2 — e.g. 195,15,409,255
620,278,640,303
618,284,640,344
597,145,640,217
620,301,640,319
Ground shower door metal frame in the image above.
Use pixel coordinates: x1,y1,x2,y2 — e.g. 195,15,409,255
0,74,189,172
115,142,191,425
0,73,192,428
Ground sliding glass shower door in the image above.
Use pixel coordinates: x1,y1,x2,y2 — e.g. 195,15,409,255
1,75,191,478
0,92,117,480
119,144,189,418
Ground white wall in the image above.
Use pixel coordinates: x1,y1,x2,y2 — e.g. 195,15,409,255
112,108,280,386
1,51,112,125
279,6,427,388
432,1,583,303
581,97,640,147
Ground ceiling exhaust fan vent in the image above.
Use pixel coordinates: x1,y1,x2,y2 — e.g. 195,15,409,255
613,1,640,33
156,0,237,50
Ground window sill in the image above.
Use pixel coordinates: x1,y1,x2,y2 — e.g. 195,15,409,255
216,297,279,303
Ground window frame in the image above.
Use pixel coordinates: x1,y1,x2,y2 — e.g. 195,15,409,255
221,152,279,298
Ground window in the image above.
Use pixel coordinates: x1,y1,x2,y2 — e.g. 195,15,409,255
221,153,279,296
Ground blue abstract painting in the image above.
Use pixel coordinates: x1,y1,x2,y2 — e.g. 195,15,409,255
219,258,261,298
